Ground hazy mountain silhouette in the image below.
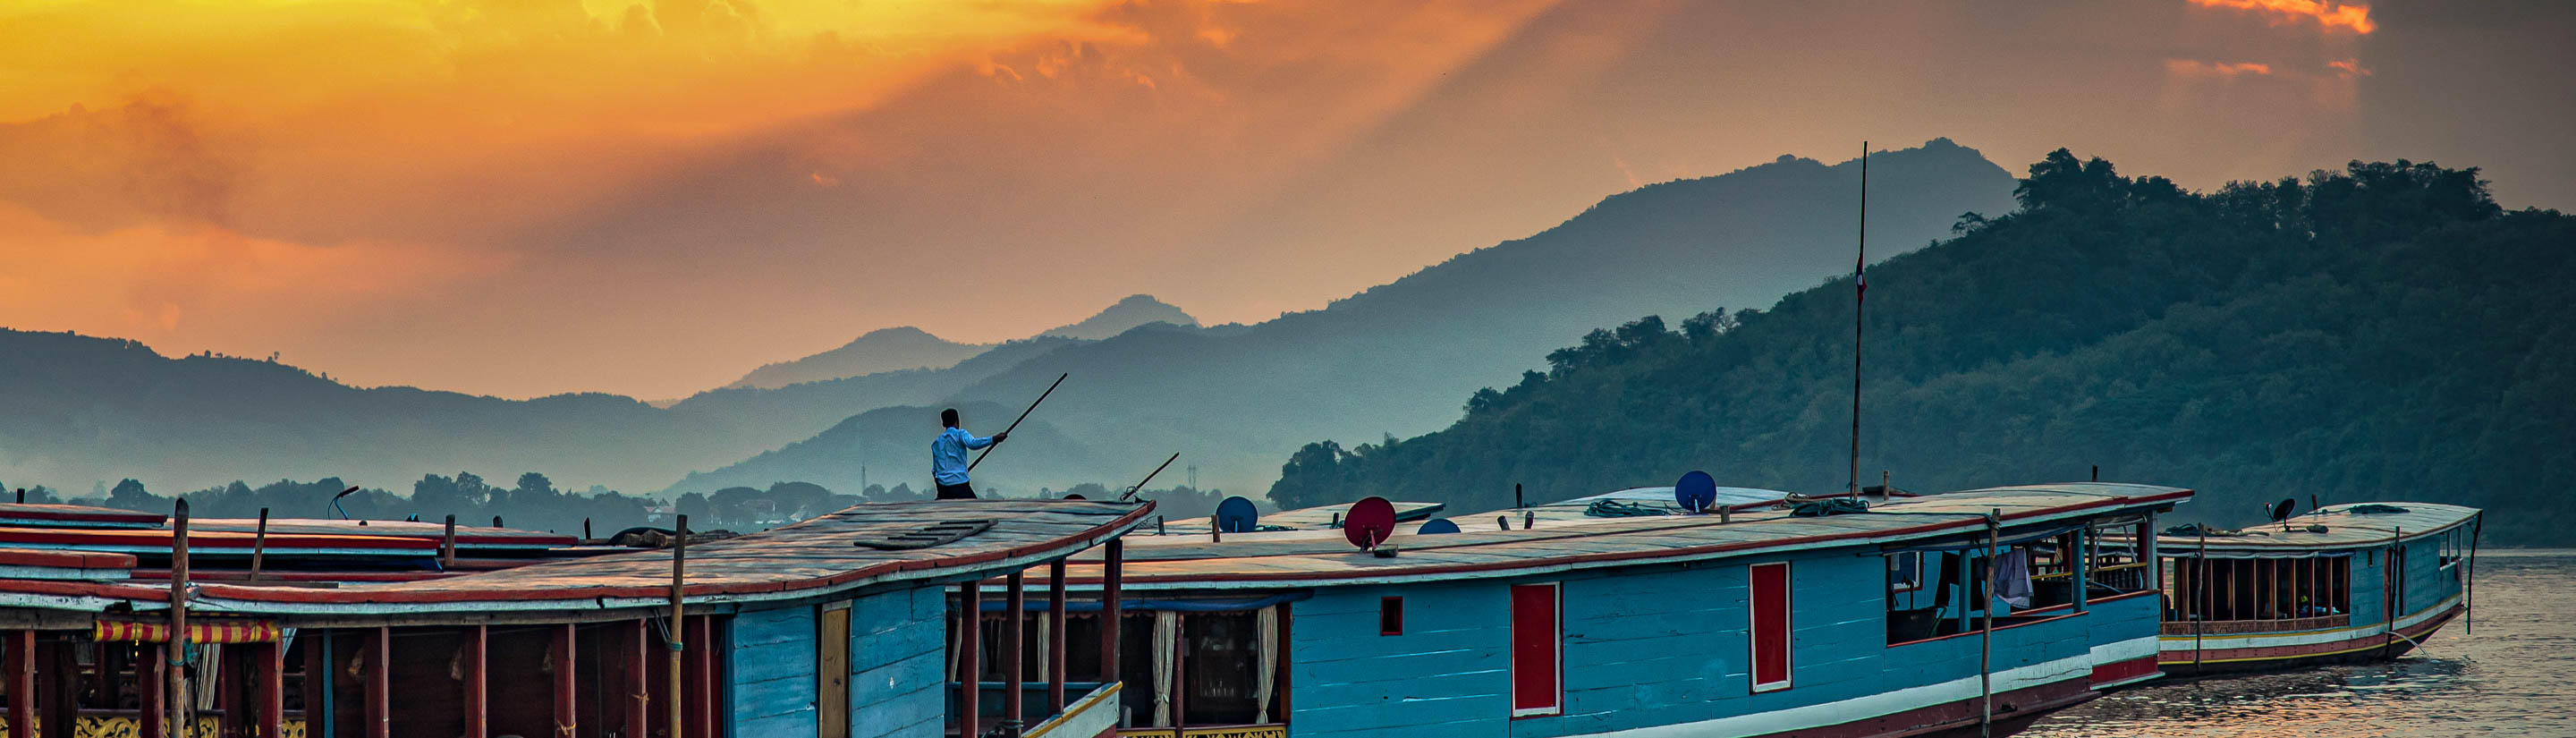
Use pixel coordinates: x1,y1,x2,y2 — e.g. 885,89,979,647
676,140,2013,497
719,295,1195,391
1040,294,1198,340
723,327,988,390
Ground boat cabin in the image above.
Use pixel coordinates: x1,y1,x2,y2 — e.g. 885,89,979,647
2153,501,2480,674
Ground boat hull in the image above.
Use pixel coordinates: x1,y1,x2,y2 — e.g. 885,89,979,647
2155,598,2461,676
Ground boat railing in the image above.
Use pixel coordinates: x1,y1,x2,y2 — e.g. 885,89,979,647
2159,614,2350,635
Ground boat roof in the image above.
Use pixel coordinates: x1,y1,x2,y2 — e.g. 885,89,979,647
0,502,165,529
1453,486,1794,525
2158,501,2479,555
188,518,578,551
1160,500,1445,532
100,499,1155,618
1045,483,2190,590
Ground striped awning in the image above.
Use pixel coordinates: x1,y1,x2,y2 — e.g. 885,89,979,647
95,620,281,643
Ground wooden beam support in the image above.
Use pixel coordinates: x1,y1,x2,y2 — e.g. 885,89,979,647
139,641,166,738
686,617,714,738
552,623,577,738
1047,559,1067,715
1101,539,1123,685
40,639,76,738
5,631,32,738
365,626,390,738
258,641,285,738
463,625,488,738
958,580,980,738
626,621,650,738
1004,573,1025,731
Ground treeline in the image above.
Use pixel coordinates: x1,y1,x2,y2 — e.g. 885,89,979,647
1270,150,2575,545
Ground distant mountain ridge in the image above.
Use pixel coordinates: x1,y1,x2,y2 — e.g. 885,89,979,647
720,295,1197,391
1040,294,1198,340
674,140,2015,497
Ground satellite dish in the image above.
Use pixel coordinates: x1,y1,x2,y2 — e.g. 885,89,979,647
1215,496,1258,533
1418,518,1461,535
1343,496,1397,550
1675,471,1718,513
2268,497,2299,522
1063,494,1088,500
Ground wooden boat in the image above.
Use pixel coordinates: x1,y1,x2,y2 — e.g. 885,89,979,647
0,498,1154,738
1016,482,2192,738
2151,501,2481,675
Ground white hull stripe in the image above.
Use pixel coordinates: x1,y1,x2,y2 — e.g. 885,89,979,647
2157,595,2461,653
2090,635,2158,664
1558,650,2094,738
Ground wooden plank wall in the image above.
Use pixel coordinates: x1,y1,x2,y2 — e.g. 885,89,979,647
1287,585,1513,737
846,587,944,738
730,605,819,738
1280,549,2114,738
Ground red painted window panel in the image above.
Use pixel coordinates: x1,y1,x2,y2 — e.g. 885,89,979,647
1510,583,1561,717
1750,562,1792,691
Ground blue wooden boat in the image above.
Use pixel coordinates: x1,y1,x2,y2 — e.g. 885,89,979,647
1021,482,2192,738
2151,502,2482,674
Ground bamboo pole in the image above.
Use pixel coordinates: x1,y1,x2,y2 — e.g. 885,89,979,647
1979,510,1997,738
169,499,191,738
668,515,689,738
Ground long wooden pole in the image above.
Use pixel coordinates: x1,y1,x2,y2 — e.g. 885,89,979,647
958,580,981,738
464,625,488,738
250,507,270,581
968,372,1068,472
169,499,191,738
1047,559,1068,714
667,515,689,738
1004,573,1026,732
1850,141,1868,495
1101,540,1123,686
2467,516,2481,634
1979,510,1996,738
6,630,31,738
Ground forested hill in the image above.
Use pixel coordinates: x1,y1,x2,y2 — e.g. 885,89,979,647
1269,151,2576,546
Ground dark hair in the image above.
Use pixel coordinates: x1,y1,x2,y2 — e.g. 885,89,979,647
941,408,961,428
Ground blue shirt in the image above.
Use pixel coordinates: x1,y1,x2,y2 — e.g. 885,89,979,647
931,427,996,485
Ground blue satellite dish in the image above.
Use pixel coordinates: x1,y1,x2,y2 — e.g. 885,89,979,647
1216,496,1259,533
1675,471,1718,513
1417,518,1461,535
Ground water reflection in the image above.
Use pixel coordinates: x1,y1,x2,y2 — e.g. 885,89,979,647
2020,550,2574,738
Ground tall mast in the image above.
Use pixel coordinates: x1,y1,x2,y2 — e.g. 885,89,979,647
1850,142,1868,495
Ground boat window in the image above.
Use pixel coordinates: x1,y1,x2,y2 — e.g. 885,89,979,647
2159,555,2351,626
2086,519,2151,602
1888,551,1922,593
1885,540,2063,646
1379,597,1404,636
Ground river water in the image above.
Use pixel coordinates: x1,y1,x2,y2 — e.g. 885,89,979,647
2019,549,2576,738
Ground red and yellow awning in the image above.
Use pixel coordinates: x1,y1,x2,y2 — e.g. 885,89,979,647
95,620,281,643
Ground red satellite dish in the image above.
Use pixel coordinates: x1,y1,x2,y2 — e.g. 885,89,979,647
1343,496,1397,550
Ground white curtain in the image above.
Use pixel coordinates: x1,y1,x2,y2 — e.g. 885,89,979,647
1256,607,1279,723
1034,613,1050,681
193,643,222,710
1151,612,1179,726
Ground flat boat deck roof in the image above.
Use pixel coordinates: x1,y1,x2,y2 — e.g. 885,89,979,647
2159,501,2479,555
1048,483,2190,590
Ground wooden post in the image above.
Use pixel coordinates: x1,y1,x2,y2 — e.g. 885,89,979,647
552,623,577,738
1004,573,1025,732
1979,511,1997,738
667,515,688,738
250,508,271,581
2467,515,2481,634
443,515,459,570
140,641,166,738
463,625,488,738
1047,559,1068,714
366,626,390,738
258,641,284,738
958,580,981,738
1102,540,1123,685
170,499,193,738
6,631,32,738
40,640,75,738
626,621,650,738
1170,614,1186,733
686,617,713,738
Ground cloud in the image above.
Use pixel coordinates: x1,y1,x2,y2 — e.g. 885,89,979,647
2165,59,2276,78
2328,59,2372,78
2186,0,2375,34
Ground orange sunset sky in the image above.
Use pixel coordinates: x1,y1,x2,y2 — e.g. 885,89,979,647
2,0,2569,400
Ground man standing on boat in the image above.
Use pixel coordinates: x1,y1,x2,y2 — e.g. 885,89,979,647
931,407,1006,500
